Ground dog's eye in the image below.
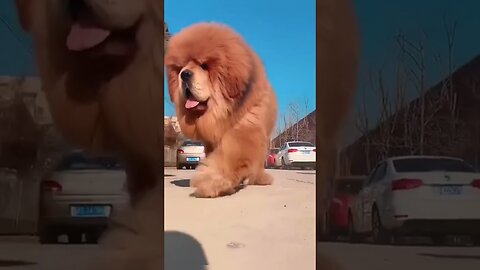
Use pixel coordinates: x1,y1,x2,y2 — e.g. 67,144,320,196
200,63,209,70
169,65,182,74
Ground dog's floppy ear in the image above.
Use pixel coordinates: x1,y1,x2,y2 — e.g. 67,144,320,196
221,54,253,99
14,0,32,32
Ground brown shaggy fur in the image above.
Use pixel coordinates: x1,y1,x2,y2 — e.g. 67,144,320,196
316,0,359,269
16,0,358,269
165,23,278,198
317,0,360,217
14,0,164,204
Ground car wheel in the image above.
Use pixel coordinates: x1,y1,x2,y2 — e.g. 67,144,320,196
471,235,480,246
347,211,361,243
318,213,329,241
371,206,390,245
68,231,82,244
324,214,337,241
38,227,57,244
176,163,183,170
281,158,289,170
391,233,404,245
86,230,101,244
431,235,445,246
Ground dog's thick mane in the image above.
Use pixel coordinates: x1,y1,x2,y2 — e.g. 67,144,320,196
234,50,257,112
186,51,270,149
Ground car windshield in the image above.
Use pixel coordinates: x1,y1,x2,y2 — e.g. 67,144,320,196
393,158,475,173
335,180,364,195
182,141,203,146
270,148,279,154
56,153,123,171
288,142,314,147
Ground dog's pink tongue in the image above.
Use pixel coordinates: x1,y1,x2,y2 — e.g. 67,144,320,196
67,17,111,51
185,99,200,109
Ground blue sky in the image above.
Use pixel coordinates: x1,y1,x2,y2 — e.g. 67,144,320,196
0,1,34,74
164,0,317,131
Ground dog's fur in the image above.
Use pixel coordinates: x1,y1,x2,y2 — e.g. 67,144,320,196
317,0,359,221
165,23,278,198
14,0,164,204
16,0,358,269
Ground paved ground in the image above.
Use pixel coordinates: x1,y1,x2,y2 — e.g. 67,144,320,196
7,168,478,270
164,168,316,270
0,168,316,270
0,236,100,269
318,241,480,270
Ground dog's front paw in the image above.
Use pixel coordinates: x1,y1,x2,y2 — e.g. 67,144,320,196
190,166,236,198
247,170,274,185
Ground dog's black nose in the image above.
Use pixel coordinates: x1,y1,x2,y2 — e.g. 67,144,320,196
181,70,193,81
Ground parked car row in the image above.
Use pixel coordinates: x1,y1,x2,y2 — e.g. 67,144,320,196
319,155,480,246
266,141,316,170
175,140,316,171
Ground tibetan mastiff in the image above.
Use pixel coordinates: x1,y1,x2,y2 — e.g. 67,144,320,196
165,23,278,198
14,0,164,204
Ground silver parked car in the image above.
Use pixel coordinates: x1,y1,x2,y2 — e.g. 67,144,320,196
38,151,128,244
176,140,206,169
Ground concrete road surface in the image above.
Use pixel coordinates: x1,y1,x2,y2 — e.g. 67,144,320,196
164,168,316,270
0,236,100,270
318,241,480,270
0,168,316,270
3,167,480,270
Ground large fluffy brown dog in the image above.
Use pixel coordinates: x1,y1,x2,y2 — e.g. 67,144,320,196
15,0,164,204
15,0,358,268
165,23,278,198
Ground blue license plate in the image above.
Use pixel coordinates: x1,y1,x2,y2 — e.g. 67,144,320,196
186,157,200,162
71,205,109,217
438,186,462,195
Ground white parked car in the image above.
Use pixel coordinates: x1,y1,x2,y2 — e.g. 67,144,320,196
275,141,316,169
176,140,206,169
38,151,128,244
348,156,480,245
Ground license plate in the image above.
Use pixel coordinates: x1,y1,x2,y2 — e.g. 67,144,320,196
438,185,462,195
186,157,200,162
71,205,110,217
300,150,310,154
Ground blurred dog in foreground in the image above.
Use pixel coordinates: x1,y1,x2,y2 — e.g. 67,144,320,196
16,0,358,269
15,0,164,205
317,0,360,268
15,0,165,268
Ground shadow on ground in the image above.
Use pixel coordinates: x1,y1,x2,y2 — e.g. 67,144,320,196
417,253,480,260
171,179,190,187
165,174,176,177
165,231,209,270
0,260,37,267
297,172,316,175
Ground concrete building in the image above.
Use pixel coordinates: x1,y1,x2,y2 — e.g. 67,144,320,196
271,111,316,148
